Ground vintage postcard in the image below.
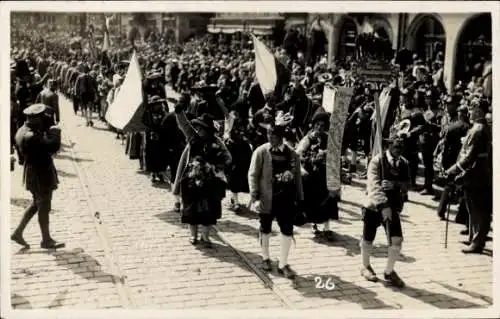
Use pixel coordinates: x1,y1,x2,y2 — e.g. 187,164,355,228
1,1,498,318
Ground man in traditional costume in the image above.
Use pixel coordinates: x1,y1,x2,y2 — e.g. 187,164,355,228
360,130,410,288
248,119,304,279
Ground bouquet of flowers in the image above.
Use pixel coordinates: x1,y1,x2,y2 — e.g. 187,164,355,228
185,156,216,189
302,137,327,172
274,170,294,185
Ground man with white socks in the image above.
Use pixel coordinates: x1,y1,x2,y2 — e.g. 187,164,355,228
248,123,304,279
360,132,410,288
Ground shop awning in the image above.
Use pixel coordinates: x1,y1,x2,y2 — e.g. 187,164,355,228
207,24,273,35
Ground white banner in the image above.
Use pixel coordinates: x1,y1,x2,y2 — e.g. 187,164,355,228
322,85,336,114
105,51,143,130
252,34,277,96
326,87,354,195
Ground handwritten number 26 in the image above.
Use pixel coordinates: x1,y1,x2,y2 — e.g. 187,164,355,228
314,277,335,290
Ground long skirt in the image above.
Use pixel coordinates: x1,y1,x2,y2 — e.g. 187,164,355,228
303,168,339,224
180,179,223,226
125,132,142,160
144,137,168,173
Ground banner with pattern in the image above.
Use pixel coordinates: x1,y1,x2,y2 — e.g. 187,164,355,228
326,86,354,197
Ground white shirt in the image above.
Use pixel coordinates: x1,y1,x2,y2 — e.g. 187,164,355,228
271,144,285,152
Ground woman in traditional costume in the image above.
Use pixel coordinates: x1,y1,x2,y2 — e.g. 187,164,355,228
172,93,232,247
296,107,339,240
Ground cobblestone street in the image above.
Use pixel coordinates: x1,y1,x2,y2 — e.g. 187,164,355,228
9,96,493,310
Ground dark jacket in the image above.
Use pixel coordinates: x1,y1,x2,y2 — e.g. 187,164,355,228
450,119,492,189
37,88,60,123
15,123,60,194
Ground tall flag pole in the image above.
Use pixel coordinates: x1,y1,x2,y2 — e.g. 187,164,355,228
251,33,291,101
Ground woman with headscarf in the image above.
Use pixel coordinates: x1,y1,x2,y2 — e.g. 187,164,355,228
172,94,232,247
296,107,338,240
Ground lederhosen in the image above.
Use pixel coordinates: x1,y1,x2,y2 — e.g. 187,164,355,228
259,146,296,237
362,153,406,242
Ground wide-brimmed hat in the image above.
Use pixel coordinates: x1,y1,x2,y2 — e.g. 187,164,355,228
311,107,330,130
191,113,216,133
23,103,47,116
146,70,162,79
318,73,333,83
148,95,166,105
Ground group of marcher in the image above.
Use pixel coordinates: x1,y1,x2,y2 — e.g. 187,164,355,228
10,22,492,288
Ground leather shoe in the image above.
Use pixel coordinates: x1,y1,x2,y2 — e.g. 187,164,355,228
11,233,30,248
460,229,469,235
41,239,65,249
461,246,483,254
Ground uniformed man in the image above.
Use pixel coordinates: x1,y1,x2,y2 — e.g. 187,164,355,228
11,104,65,250
36,79,60,126
74,64,98,127
434,96,470,219
360,131,411,288
445,100,492,254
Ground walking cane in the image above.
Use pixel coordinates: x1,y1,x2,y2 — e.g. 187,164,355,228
444,193,452,248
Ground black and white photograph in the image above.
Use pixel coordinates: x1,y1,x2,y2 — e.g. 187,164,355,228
1,1,498,318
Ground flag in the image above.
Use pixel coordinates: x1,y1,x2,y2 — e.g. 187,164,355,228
322,84,336,113
251,34,290,100
102,31,110,52
105,51,146,132
325,86,354,197
102,16,112,52
371,92,385,158
371,88,391,156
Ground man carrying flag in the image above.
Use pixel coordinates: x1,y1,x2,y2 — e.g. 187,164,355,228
251,34,290,104
101,15,112,70
359,94,410,288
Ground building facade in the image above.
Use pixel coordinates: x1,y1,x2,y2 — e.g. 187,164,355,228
119,13,211,43
308,13,491,90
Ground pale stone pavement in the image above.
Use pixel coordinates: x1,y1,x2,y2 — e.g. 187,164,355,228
9,95,493,310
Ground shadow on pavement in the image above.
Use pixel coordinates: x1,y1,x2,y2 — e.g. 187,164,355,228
152,182,172,191
12,289,69,309
154,210,183,228
434,281,492,304
230,206,260,220
49,248,120,283
10,197,32,208
217,219,260,238
195,241,274,283
11,293,32,309
406,199,440,212
54,154,94,163
311,234,416,263
292,273,397,309
386,283,486,309
56,170,78,178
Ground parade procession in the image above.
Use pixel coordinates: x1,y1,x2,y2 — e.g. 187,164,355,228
6,7,495,313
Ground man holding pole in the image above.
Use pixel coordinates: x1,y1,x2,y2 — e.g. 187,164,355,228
359,92,411,288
